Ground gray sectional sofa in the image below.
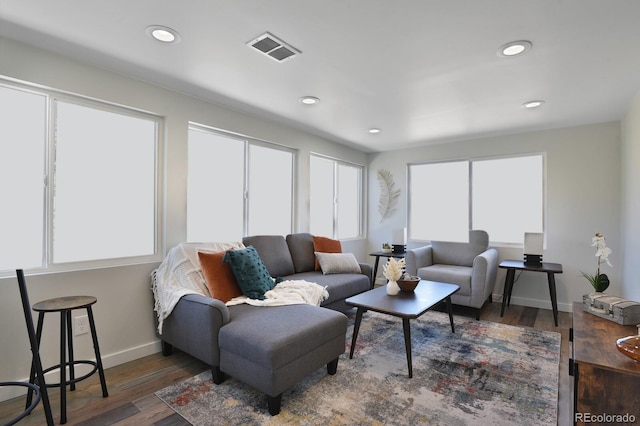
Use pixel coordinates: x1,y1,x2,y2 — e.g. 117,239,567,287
156,233,372,415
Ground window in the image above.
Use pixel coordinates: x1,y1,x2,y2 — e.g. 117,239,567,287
409,161,469,242
187,125,294,241
408,154,544,244
0,86,47,270
0,83,160,274
310,155,364,239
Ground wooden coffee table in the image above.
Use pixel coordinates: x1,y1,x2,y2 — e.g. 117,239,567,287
346,280,459,378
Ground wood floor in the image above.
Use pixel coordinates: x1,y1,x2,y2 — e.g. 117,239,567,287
0,302,573,426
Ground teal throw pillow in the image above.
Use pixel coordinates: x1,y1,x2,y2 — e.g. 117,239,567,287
222,246,274,300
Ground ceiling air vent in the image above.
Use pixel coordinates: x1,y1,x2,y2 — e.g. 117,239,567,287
247,32,300,62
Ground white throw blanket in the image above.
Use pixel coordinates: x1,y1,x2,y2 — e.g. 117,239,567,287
226,279,328,307
152,242,329,333
151,242,244,333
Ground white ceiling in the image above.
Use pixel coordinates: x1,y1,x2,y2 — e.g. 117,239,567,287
1,0,640,153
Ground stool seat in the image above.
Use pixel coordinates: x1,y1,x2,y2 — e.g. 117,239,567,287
32,296,96,312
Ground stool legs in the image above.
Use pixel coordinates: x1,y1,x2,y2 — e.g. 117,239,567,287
17,269,54,426
59,311,67,424
87,306,108,397
27,306,108,424
25,313,45,410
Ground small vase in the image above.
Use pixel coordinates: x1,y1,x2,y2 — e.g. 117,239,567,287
386,280,399,296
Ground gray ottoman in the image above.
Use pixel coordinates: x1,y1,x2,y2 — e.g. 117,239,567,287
219,303,347,415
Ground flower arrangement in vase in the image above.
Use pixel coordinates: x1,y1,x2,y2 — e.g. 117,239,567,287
580,233,612,293
383,257,405,295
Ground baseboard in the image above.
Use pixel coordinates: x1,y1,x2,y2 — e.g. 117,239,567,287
0,340,163,403
498,293,573,313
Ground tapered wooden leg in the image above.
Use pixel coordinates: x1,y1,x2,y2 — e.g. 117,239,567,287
445,297,456,333
349,308,364,359
402,318,413,378
547,272,559,327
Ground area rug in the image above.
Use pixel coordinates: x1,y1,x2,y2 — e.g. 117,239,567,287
156,310,561,425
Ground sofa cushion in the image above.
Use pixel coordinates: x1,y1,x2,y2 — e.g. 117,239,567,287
312,236,342,270
431,230,489,267
286,233,316,273
220,304,347,370
417,264,472,297
242,235,295,277
197,251,242,303
315,252,361,274
223,246,275,300
285,271,370,306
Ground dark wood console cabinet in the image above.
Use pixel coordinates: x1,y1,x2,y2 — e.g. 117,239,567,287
571,302,640,425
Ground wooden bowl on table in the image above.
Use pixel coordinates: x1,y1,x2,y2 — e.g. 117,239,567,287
397,277,420,292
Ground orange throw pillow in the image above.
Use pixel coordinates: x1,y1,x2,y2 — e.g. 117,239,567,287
312,235,342,270
197,251,242,303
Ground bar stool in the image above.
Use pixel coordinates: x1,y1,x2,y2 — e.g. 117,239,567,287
5,269,54,426
26,295,108,424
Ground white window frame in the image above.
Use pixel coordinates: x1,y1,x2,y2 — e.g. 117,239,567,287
408,153,545,245
309,153,365,240
0,79,163,277
187,123,295,240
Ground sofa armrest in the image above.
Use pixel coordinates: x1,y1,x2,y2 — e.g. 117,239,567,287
470,247,499,301
358,262,373,288
405,245,433,276
159,294,230,367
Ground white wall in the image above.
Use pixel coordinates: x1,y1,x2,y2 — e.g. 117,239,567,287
621,89,640,302
367,122,622,312
0,37,368,400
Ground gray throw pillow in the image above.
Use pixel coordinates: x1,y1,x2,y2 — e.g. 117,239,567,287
315,252,361,275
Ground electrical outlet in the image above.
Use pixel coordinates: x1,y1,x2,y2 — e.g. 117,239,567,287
74,315,89,336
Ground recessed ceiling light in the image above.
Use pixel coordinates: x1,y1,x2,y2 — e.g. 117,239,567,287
498,40,532,58
368,128,381,134
299,96,320,105
146,25,181,44
523,100,545,109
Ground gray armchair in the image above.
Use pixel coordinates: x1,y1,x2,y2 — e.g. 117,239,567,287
405,230,498,319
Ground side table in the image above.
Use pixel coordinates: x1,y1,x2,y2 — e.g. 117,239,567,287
369,251,406,288
499,259,563,326
571,302,640,423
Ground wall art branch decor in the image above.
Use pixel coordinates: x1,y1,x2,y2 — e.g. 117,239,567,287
377,168,400,222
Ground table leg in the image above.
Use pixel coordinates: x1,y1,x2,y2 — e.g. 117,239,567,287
402,318,413,378
349,308,364,359
547,272,559,327
445,297,455,333
500,268,516,317
372,257,380,289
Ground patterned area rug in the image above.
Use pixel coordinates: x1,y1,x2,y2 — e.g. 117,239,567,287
156,310,560,425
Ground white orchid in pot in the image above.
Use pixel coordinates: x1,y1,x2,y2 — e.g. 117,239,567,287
383,257,405,295
580,233,612,292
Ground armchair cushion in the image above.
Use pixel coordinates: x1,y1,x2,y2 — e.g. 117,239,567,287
431,230,489,266
417,264,472,296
